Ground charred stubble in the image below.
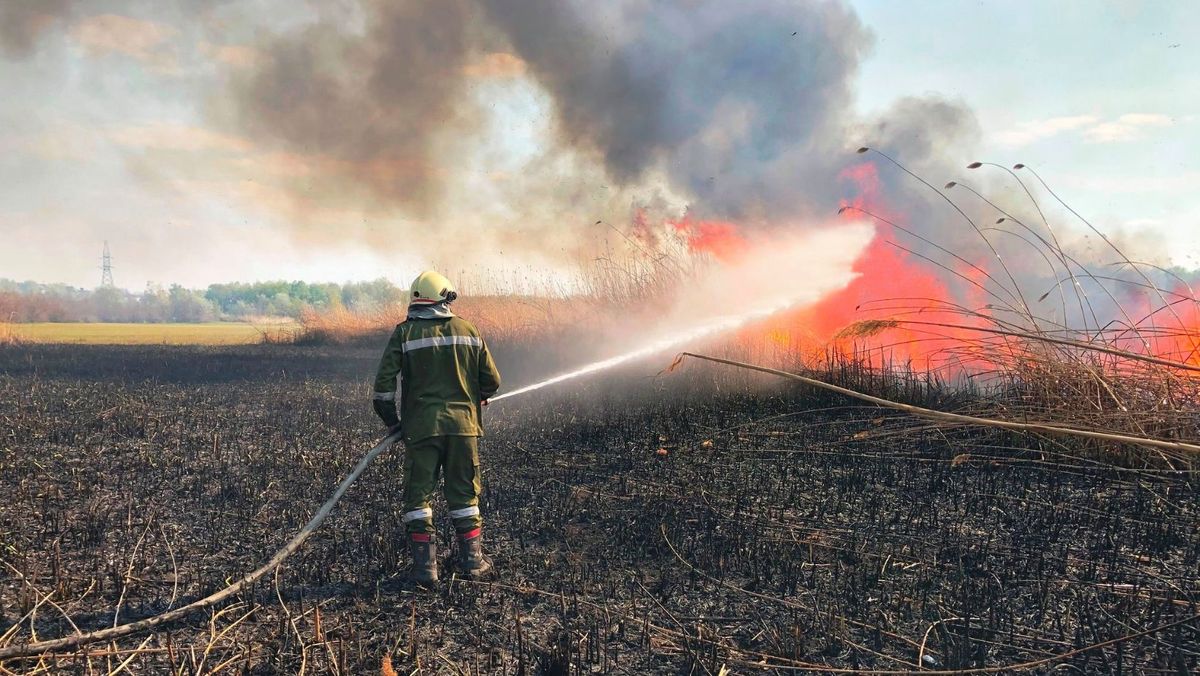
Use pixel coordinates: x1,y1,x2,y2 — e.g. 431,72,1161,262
0,343,1196,673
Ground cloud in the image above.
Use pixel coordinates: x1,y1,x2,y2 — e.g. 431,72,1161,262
2,122,98,161
994,113,1177,146
1082,113,1174,143
1123,218,1163,228
992,115,1099,146
107,123,252,153
1058,171,1200,194
71,14,178,71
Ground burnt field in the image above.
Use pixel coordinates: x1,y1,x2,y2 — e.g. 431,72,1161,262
1,342,1198,674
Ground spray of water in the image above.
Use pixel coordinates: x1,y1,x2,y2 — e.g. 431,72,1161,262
490,222,875,403
491,298,801,402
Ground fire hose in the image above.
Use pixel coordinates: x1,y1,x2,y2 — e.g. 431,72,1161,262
0,431,404,660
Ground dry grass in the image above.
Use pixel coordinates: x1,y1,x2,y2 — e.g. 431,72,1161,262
801,283,1200,469
0,319,21,346
816,150,1200,468
3,322,298,346
294,296,614,346
295,238,694,346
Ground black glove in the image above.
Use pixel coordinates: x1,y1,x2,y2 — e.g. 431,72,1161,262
372,398,400,428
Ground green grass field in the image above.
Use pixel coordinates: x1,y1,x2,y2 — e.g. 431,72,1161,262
3,322,299,345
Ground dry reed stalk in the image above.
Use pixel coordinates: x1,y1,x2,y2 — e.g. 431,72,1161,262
674,352,1200,461
0,320,21,346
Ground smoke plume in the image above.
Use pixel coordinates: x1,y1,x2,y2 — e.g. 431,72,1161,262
223,0,482,215
0,0,74,58
218,0,978,233
478,0,883,222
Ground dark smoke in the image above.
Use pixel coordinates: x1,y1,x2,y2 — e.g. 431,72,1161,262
0,0,73,58
480,0,884,221
219,0,979,226
478,0,982,226
222,0,481,214
861,97,982,179
857,95,984,241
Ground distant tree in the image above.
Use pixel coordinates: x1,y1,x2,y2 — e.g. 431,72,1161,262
137,284,170,322
0,292,21,321
168,285,215,322
344,278,405,311
0,277,407,322
93,286,127,322
266,292,292,317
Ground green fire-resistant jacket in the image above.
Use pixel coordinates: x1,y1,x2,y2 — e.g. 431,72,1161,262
372,316,501,443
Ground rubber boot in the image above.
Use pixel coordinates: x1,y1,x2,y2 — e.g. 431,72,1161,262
408,534,438,586
457,529,494,579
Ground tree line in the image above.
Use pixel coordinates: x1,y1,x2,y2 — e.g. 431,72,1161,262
0,279,405,323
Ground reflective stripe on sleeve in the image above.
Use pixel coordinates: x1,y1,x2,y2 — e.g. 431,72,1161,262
401,335,483,353
373,391,396,401
402,507,433,522
447,505,480,519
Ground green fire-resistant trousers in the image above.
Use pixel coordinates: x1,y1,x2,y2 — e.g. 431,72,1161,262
401,435,483,535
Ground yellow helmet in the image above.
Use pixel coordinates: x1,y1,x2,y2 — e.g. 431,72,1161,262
409,270,458,305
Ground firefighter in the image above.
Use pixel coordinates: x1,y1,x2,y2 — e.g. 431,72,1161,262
372,271,501,585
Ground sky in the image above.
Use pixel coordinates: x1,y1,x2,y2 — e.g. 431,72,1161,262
0,0,1196,291
851,0,1199,262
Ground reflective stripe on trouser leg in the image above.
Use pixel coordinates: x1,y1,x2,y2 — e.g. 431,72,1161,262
403,507,433,523
442,436,483,531
402,437,443,534
447,505,479,532
447,505,479,519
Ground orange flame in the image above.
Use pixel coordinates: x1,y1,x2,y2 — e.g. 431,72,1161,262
1118,285,1200,367
670,216,751,263
673,160,995,370
667,160,1200,374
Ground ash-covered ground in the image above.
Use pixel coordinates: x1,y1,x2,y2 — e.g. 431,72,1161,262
1,343,1197,674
